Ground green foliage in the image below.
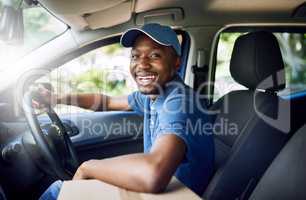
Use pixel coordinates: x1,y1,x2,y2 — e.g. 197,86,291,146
218,33,242,63
0,0,22,11
24,7,49,32
0,1,67,63
52,68,129,96
23,6,62,50
44,42,133,103
220,32,242,43
101,43,122,55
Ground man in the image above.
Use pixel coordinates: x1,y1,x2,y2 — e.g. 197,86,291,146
38,23,214,200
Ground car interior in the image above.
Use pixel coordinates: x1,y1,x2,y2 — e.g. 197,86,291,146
0,0,306,199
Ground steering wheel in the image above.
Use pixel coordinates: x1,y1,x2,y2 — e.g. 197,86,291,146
22,91,79,180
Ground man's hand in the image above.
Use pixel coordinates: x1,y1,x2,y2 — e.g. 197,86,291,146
30,83,58,110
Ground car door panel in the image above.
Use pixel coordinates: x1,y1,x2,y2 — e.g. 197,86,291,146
39,111,144,162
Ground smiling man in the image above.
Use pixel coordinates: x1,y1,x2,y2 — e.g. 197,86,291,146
39,23,214,200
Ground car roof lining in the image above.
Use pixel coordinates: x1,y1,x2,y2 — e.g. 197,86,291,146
37,0,306,31
223,26,306,33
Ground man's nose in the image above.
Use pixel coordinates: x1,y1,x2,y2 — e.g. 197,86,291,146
137,57,151,69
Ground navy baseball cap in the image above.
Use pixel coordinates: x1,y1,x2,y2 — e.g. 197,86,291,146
120,23,181,56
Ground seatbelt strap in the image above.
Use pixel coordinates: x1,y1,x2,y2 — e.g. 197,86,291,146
192,50,209,92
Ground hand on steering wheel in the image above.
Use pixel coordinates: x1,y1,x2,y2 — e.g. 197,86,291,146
22,87,79,180
30,83,57,112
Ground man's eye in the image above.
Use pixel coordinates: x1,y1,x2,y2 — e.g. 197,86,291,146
150,53,160,59
131,55,139,60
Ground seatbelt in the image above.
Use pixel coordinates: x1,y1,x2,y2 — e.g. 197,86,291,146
192,50,209,93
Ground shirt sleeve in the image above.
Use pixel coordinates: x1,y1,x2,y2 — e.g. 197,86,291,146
154,93,211,163
128,91,146,116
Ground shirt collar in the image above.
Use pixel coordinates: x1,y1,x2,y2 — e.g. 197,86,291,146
150,73,184,104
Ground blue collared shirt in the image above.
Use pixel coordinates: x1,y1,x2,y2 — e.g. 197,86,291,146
128,75,214,196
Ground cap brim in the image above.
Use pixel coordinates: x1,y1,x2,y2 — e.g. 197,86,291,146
120,28,171,48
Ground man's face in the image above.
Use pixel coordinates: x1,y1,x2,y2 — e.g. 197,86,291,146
130,35,180,95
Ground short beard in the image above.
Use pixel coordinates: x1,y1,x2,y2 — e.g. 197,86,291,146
139,87,160,95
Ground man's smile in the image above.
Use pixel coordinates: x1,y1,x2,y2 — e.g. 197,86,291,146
135,73,158,86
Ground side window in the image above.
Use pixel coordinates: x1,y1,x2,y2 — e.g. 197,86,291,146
214,31,306,101
275,33,306,97
37,42,137,114
213,33,246,101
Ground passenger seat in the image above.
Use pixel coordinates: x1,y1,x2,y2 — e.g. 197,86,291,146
203,31,292,200
249,123,306,199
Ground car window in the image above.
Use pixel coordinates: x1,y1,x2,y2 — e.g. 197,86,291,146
37,32,185,114
213,31,306,101
37,42,137,114
0,1,67,68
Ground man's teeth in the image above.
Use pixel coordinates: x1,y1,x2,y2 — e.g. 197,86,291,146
139,75,155,80
137,75,156,86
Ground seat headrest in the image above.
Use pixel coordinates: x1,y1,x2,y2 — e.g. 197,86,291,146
230,31,285,91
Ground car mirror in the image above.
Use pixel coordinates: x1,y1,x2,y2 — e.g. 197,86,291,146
0,0,24,45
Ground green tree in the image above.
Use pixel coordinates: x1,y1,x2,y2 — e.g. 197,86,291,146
101,43,122,55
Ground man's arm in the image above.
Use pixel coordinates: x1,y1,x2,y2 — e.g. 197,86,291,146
33,83,131,111
57,94,130,111
73,134,186,193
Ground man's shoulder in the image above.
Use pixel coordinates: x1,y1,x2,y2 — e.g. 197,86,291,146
158,81,209,118
163,80,193,98
163,83,202,106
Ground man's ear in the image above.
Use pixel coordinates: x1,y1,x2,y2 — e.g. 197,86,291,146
175,57,181,70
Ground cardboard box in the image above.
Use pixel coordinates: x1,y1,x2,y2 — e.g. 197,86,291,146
58,177,202,200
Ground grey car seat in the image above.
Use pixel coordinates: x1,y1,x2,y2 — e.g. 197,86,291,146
203,31,293,200
250,123,306,199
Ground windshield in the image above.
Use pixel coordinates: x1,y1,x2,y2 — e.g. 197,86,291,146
0,0,68,69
